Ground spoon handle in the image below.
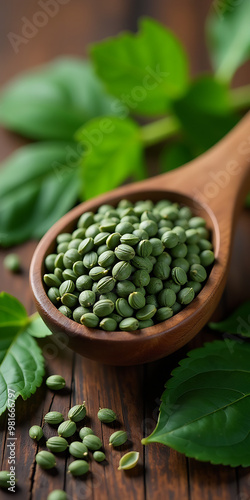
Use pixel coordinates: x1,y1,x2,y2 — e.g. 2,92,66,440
149,112,250,219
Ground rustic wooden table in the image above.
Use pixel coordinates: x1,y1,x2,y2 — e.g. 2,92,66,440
1,1,250,499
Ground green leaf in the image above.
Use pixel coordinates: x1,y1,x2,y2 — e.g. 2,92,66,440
26,314,52,338
0,142,79,246
206,0,250,83
90,17,189,115
76,116,145,199
142,340,250,467
160,142,194,173
0,293,45,415
209,301,250,337
173,76,239,152
0,58,119,140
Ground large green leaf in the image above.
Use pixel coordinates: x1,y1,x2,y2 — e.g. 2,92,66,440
142,340,250,467
206,0,250,82
0,142,79,246
209,301,250,337
26,314,53,338
76,116,145,199
90,18,189,115
0,58,119,140
0,293,47,415
173,76,239,152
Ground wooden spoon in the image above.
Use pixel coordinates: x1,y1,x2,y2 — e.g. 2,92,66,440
30,112,250,365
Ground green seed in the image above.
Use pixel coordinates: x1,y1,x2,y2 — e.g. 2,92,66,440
0,470,15,489
171,267,187,286
79,290,96,307
58,305,72,317
59,280,76,297
82,435,102,450
69,441,88,458
76,275,93,291
47,287,60,305
118,451,139,470
178,287,195,305
78,237,94,255
109,430,127,447
120,233,139,246
68,403,86,422
115,222,134,235
44,411,64,425
119,317,139,331
68,460,89,476
136,304,156,321
36,451,56,469
80,313,99,328
47,490,68,500
44,274,62,288
189,264,207,282
46,375,66,391
186,280,202,294
98,250,116,268
98,408,116,423
99,317,117,331
73,261,85,277
96,276,116,294
79,427,94,440
189,216,206,228
63,249,80,268
200,250,215,267
93,299,114,317
158,289,176,307
186,228,200,244
128,292,145,310
58,420,76,438
136,240,152,257
44,254,56,272
133,270,150,287
54,253,64,269
61,292,78,308
138,319,154,328
78,212,94,229
139,220,158,237
115,298,134,317
83,251,98,269
146,277,163,294
73,306,89,323
161,231,179,248
57,233,72,243
116,280,136,298
112,261,132,280
171,243,187,258
29,425,43,441
106,232,121,249
155,307,173,321
93,451,106,462
89,266,109,281
46,437,68,453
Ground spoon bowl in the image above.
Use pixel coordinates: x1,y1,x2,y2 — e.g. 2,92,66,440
30,113,250,365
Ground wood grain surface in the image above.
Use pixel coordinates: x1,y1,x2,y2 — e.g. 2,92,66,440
0,1,250,499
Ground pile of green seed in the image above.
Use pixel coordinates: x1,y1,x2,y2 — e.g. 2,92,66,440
43,199,215,332
25,375,139,499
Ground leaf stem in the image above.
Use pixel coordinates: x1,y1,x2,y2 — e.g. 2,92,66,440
230,84,250,111
140,116,181,147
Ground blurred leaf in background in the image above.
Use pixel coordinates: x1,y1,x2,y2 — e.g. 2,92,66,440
0,58,119,140
90,18,189,115
206,0,250,83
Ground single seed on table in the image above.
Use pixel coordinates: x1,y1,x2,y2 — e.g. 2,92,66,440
29,425,43,441
47,490,68,500
69,441,88,458
0,471,16,489
98,408,116,423
68,460,89,476
44,411,64,425
46,375,66,391
46,437,68,453
58,420,76,438
82,435,102,450
68,403,86,422
118,451,139,470
93,451,106,462
35,451,56,469
109,430,128,447
79,427,94,440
